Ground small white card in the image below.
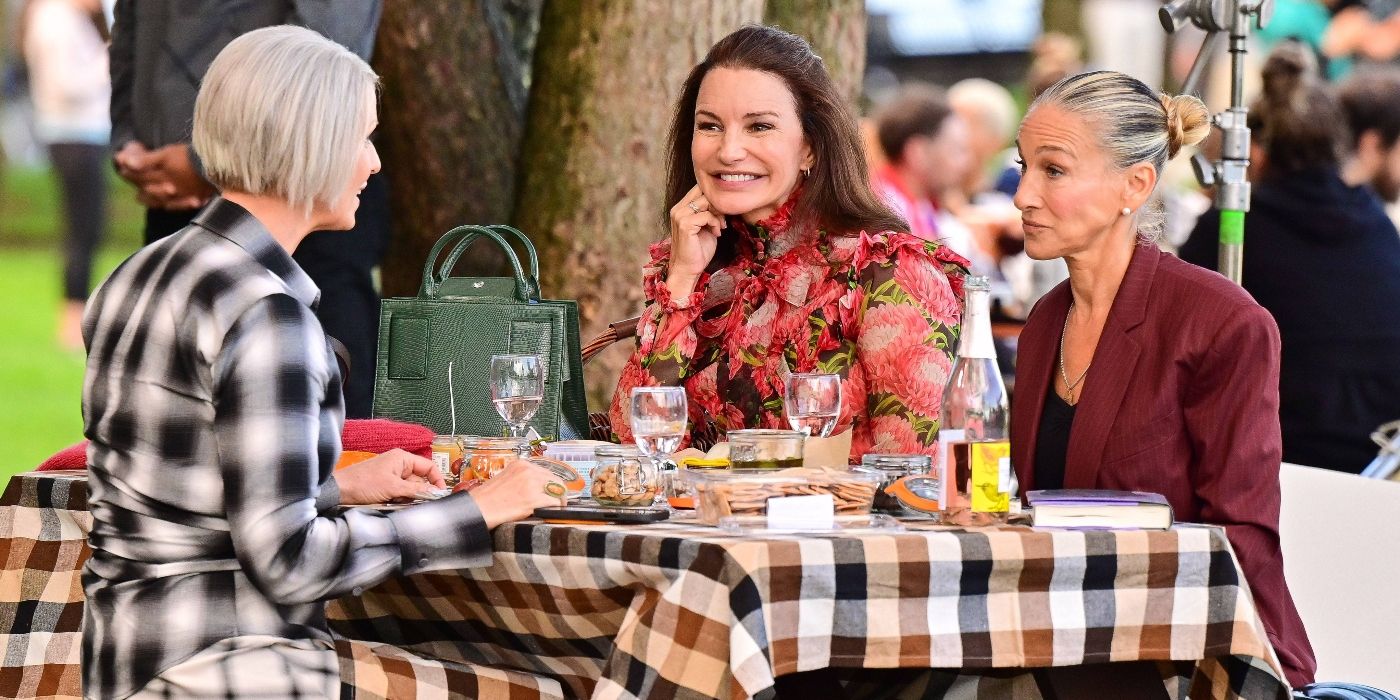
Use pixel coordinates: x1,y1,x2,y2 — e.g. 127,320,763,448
766,494,836,531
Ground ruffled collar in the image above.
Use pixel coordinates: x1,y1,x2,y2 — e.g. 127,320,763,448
728,187,812,256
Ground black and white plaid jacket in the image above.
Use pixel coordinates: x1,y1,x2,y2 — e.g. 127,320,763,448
80,197,491,698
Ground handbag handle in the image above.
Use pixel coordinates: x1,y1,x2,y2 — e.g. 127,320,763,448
436,225,540,288
420,225,539,301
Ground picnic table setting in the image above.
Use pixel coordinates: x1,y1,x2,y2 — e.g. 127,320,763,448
0,225,1301,700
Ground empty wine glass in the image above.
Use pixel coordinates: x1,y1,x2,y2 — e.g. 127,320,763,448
784,372,842,438
490,354,542,439
629,387,688,478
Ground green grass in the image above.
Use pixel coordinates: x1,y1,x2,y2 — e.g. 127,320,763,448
0,166,145,249
0,165,144,490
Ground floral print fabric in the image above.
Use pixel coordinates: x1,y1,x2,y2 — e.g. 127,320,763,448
609,196,968,462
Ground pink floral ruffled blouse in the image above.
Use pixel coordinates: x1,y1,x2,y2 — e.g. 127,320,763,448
609,196,968,462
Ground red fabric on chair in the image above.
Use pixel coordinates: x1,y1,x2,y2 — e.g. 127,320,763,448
36,419,436,471
37,442,87,471
340,418,435,460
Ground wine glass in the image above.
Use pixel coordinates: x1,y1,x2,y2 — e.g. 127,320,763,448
490,354,543,439
784,372,842,438
629,387,688,477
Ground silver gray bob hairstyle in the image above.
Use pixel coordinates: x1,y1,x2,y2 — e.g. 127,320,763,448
1029,70,1209,241
193,25,378,216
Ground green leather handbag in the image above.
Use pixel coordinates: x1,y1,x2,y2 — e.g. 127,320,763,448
372,225,589,440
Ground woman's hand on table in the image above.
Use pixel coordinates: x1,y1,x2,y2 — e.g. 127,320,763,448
469,459,562,529
334,449,444,505
666,185,725,298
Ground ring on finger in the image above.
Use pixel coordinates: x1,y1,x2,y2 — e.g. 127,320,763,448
687,201,701,214
543,481,567,500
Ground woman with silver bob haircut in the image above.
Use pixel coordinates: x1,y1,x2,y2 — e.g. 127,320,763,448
80,26,561,698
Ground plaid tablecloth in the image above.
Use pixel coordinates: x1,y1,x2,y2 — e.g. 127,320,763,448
2,471,1289,700
325,518,1289,700
0,472,562,700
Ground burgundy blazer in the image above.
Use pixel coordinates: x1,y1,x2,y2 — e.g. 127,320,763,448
1010,244,1317,688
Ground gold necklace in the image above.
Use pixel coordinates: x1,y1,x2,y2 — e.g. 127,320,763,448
1058,303,1091,404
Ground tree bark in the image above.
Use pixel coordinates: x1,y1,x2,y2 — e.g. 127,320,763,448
374,0,543,297
513,0,764,407
763,0,868,109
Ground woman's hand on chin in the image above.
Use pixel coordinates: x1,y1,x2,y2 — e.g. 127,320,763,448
667,184,726,298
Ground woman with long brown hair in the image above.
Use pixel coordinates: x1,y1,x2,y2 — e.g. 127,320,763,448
609,25,967,461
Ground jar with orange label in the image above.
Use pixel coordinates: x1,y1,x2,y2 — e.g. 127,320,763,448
430,436,465,487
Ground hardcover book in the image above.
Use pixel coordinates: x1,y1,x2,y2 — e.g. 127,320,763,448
1026,489,1173,529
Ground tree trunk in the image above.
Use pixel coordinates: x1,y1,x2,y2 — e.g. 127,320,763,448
374,0,543,297
513,0,764,408
763,0,868,109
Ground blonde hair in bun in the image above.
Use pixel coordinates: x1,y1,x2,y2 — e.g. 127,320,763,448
1030,70,1206,241
1160,93,1210,158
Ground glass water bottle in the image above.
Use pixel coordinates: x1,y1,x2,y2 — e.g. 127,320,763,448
939,276,1013,525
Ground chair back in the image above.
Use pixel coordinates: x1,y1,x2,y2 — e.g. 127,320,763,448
1280,463,1400,692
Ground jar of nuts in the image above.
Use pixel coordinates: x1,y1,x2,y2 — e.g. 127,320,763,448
590,445,660,507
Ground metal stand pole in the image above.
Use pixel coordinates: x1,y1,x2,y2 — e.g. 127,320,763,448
1160,0,1274,286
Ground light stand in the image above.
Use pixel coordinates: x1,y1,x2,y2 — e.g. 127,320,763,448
1159,0,1274,284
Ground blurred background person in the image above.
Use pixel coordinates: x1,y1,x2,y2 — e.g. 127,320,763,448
107,1,389,417
1337,66,1400,229
945,77,1069,324
20,0,110,351
1179,43,1400,474
1323,0,1400,77
1081,0,1165,86
871,84,992,275
947,78,1019,204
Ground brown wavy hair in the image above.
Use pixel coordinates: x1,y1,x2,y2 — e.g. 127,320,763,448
663,25,906,237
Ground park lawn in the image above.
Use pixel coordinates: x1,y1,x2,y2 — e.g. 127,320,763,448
1,164,144,490
0,248,131,489
0,166,144,249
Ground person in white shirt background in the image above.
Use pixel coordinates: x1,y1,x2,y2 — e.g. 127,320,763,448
20,0,111,351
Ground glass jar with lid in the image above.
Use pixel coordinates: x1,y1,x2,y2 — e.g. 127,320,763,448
860,454,936,517
727,429,805,469
665,457,729,509
431,435,466,487
590,444,660,507
462,437,527,482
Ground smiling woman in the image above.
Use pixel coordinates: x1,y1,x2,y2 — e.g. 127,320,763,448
609,25,970,462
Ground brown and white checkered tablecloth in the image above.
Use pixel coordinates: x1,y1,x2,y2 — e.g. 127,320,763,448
2,471,1289,700
0,472,563,700
325,518,1289,700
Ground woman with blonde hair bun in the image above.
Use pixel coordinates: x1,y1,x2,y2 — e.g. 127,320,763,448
1007,70,1317,688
